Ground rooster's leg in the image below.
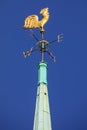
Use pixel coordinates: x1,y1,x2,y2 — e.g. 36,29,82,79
40,27,45,34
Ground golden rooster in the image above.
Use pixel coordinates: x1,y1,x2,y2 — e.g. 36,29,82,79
23,7,49,33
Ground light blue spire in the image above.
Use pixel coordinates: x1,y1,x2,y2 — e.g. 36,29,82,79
33,62,52,130
38,62,48,85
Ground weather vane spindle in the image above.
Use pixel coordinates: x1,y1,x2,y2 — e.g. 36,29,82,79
23,7,63,62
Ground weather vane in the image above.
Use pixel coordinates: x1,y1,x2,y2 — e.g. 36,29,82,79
23,7,63,62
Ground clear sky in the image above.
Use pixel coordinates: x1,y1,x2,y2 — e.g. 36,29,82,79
0,0,87,130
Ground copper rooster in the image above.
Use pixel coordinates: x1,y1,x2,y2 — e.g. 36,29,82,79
23,7,49,33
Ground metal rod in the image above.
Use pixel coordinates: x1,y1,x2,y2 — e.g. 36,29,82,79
49,39,57,44
41,32,44,39
30,29,39,41
41,32,44,62
42,50,44,62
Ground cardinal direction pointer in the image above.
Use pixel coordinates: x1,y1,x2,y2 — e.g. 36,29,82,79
58,33,63,43
30,29,39,41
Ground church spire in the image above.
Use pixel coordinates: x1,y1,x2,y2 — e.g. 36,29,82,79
33,61,52,130
23,7,63,130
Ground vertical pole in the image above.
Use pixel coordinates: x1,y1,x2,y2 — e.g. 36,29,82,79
42,50,44,62
41,32,44,62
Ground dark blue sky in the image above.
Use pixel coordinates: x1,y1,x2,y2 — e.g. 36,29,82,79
0,0,87,130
